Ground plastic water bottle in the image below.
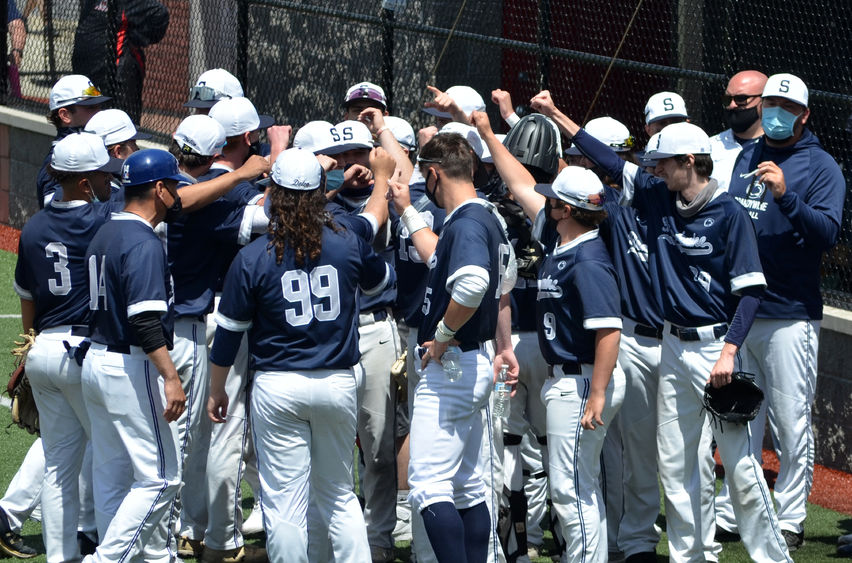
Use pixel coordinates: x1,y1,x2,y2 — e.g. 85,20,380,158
442,346,463,381
493,364,511,418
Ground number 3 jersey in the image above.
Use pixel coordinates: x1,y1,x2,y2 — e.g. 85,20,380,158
532,215,622,365
14,200,115,332
214,225,394,372
418,199,512,346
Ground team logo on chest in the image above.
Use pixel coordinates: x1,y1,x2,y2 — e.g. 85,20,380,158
626,230,649,263
537,275,563,299
659,225,713,256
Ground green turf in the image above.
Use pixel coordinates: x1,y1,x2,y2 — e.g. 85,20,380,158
0,244,848,562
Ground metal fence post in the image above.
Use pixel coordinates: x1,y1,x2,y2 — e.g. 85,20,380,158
537,0,551,92
237,0,249,91
381,5,394,114
44,0,57,84
1,0,7,104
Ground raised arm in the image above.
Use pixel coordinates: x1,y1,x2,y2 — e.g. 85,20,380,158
360,108,414,185
424,85,469,124
386,180,439,263
180,155,270,212
470,110,544,220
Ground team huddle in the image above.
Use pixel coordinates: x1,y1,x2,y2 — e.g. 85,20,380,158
5,65,845,563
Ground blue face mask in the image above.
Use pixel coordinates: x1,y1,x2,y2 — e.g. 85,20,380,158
761,105,802,140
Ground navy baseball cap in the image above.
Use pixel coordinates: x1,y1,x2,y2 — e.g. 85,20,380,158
121,149,195,187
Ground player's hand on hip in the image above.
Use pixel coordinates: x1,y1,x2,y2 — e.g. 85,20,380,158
530,90,556,116
756,161,787,199
580,390,606,430
385,180,412,214
421,339,447,370
162,377,186,422
370,147,396,178
208,389,229,424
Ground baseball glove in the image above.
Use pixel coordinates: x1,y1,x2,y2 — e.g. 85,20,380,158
703,371,763,427
7,330,39,435
391,350,408,403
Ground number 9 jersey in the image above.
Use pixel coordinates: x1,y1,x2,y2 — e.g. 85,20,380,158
214,224,395,372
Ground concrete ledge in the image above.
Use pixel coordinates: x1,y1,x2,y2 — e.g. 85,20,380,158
0,106,55,137
822,305,852,337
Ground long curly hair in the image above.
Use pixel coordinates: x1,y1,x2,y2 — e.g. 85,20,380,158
267,187,338,266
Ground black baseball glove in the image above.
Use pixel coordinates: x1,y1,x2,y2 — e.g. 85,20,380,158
703,371,763,426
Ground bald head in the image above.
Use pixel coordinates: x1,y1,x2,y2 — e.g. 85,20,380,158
727,70,768,98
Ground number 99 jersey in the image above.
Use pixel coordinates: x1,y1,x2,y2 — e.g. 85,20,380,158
215,225,395,372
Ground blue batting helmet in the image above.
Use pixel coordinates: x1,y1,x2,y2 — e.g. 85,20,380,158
121,149,188,187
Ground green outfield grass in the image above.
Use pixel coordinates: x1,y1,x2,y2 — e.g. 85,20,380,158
0,247,848,562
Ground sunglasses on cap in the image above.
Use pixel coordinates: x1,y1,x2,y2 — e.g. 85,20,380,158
576,191,605,208
611,136,635,150
346,87,385,104
82,84,102,97
721,93,761,106
416,156,443,165
189,85,231,102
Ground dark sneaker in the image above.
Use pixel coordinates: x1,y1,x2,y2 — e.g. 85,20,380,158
782,529,804,552
78,531,98,556
626,552,658,563
0,509,37,559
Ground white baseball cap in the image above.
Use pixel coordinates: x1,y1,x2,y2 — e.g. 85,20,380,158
293,120,337,154
209,97,275,137
645,122,711,159
331,120,374,153
51,132,123,174
566,116,633,155
535,166,605,210
84,109,151,146
422,85,486,119
343,81,387,109
644,91,689,125
383,116,416,151
438,122,491,162
185,68,244,108
762,73,808,108
173,115,227,157
49,75,110,110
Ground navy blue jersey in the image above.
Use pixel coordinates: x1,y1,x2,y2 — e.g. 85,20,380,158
599,185,665,329
502,208,538,333
572,129,766,327
727,130,845,320
534,230,621,365
332,191,397,313
214,228,394,371
418,199,511,345
167,193,250,318
86,213,174,349
14,201,108,331
391,182,447,326
325,199,376,243
621,165,766,326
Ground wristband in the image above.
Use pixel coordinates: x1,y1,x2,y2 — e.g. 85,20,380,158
401,205,428,236
376,125,390,137
434,319,456,343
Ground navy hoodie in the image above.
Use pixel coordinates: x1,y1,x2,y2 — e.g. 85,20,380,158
728,128,846,320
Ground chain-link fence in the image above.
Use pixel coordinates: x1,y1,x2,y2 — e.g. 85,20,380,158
2,0,851,307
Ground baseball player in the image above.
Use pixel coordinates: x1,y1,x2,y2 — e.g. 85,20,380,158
38,75,110,208
477,113,626,561
643,91,689,136
387,132,518,562
206,147,397,563
342,81,389,121
423,85,487,128
14,132,122,563
81,149,188,563
533,90,791,562
714,73,846,552
84,108,152,160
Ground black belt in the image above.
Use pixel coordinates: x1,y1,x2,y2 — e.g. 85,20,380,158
634,323,663,340
65,325,89,337
360,308,389,324
669,323,728,342
107,345,130,354
548,361,582,377
458,341,479,352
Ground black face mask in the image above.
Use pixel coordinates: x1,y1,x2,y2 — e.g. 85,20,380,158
425,170,440,208
725,106,760,134
164,194,183,223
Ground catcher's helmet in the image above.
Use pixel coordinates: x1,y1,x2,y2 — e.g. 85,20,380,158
121,149,188,187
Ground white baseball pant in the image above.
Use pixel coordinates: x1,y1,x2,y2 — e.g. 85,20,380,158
657,323,791,563
251,368,369,563
26,327,91,563
544,363,625,563
714,318,819,536
82,343,181,563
